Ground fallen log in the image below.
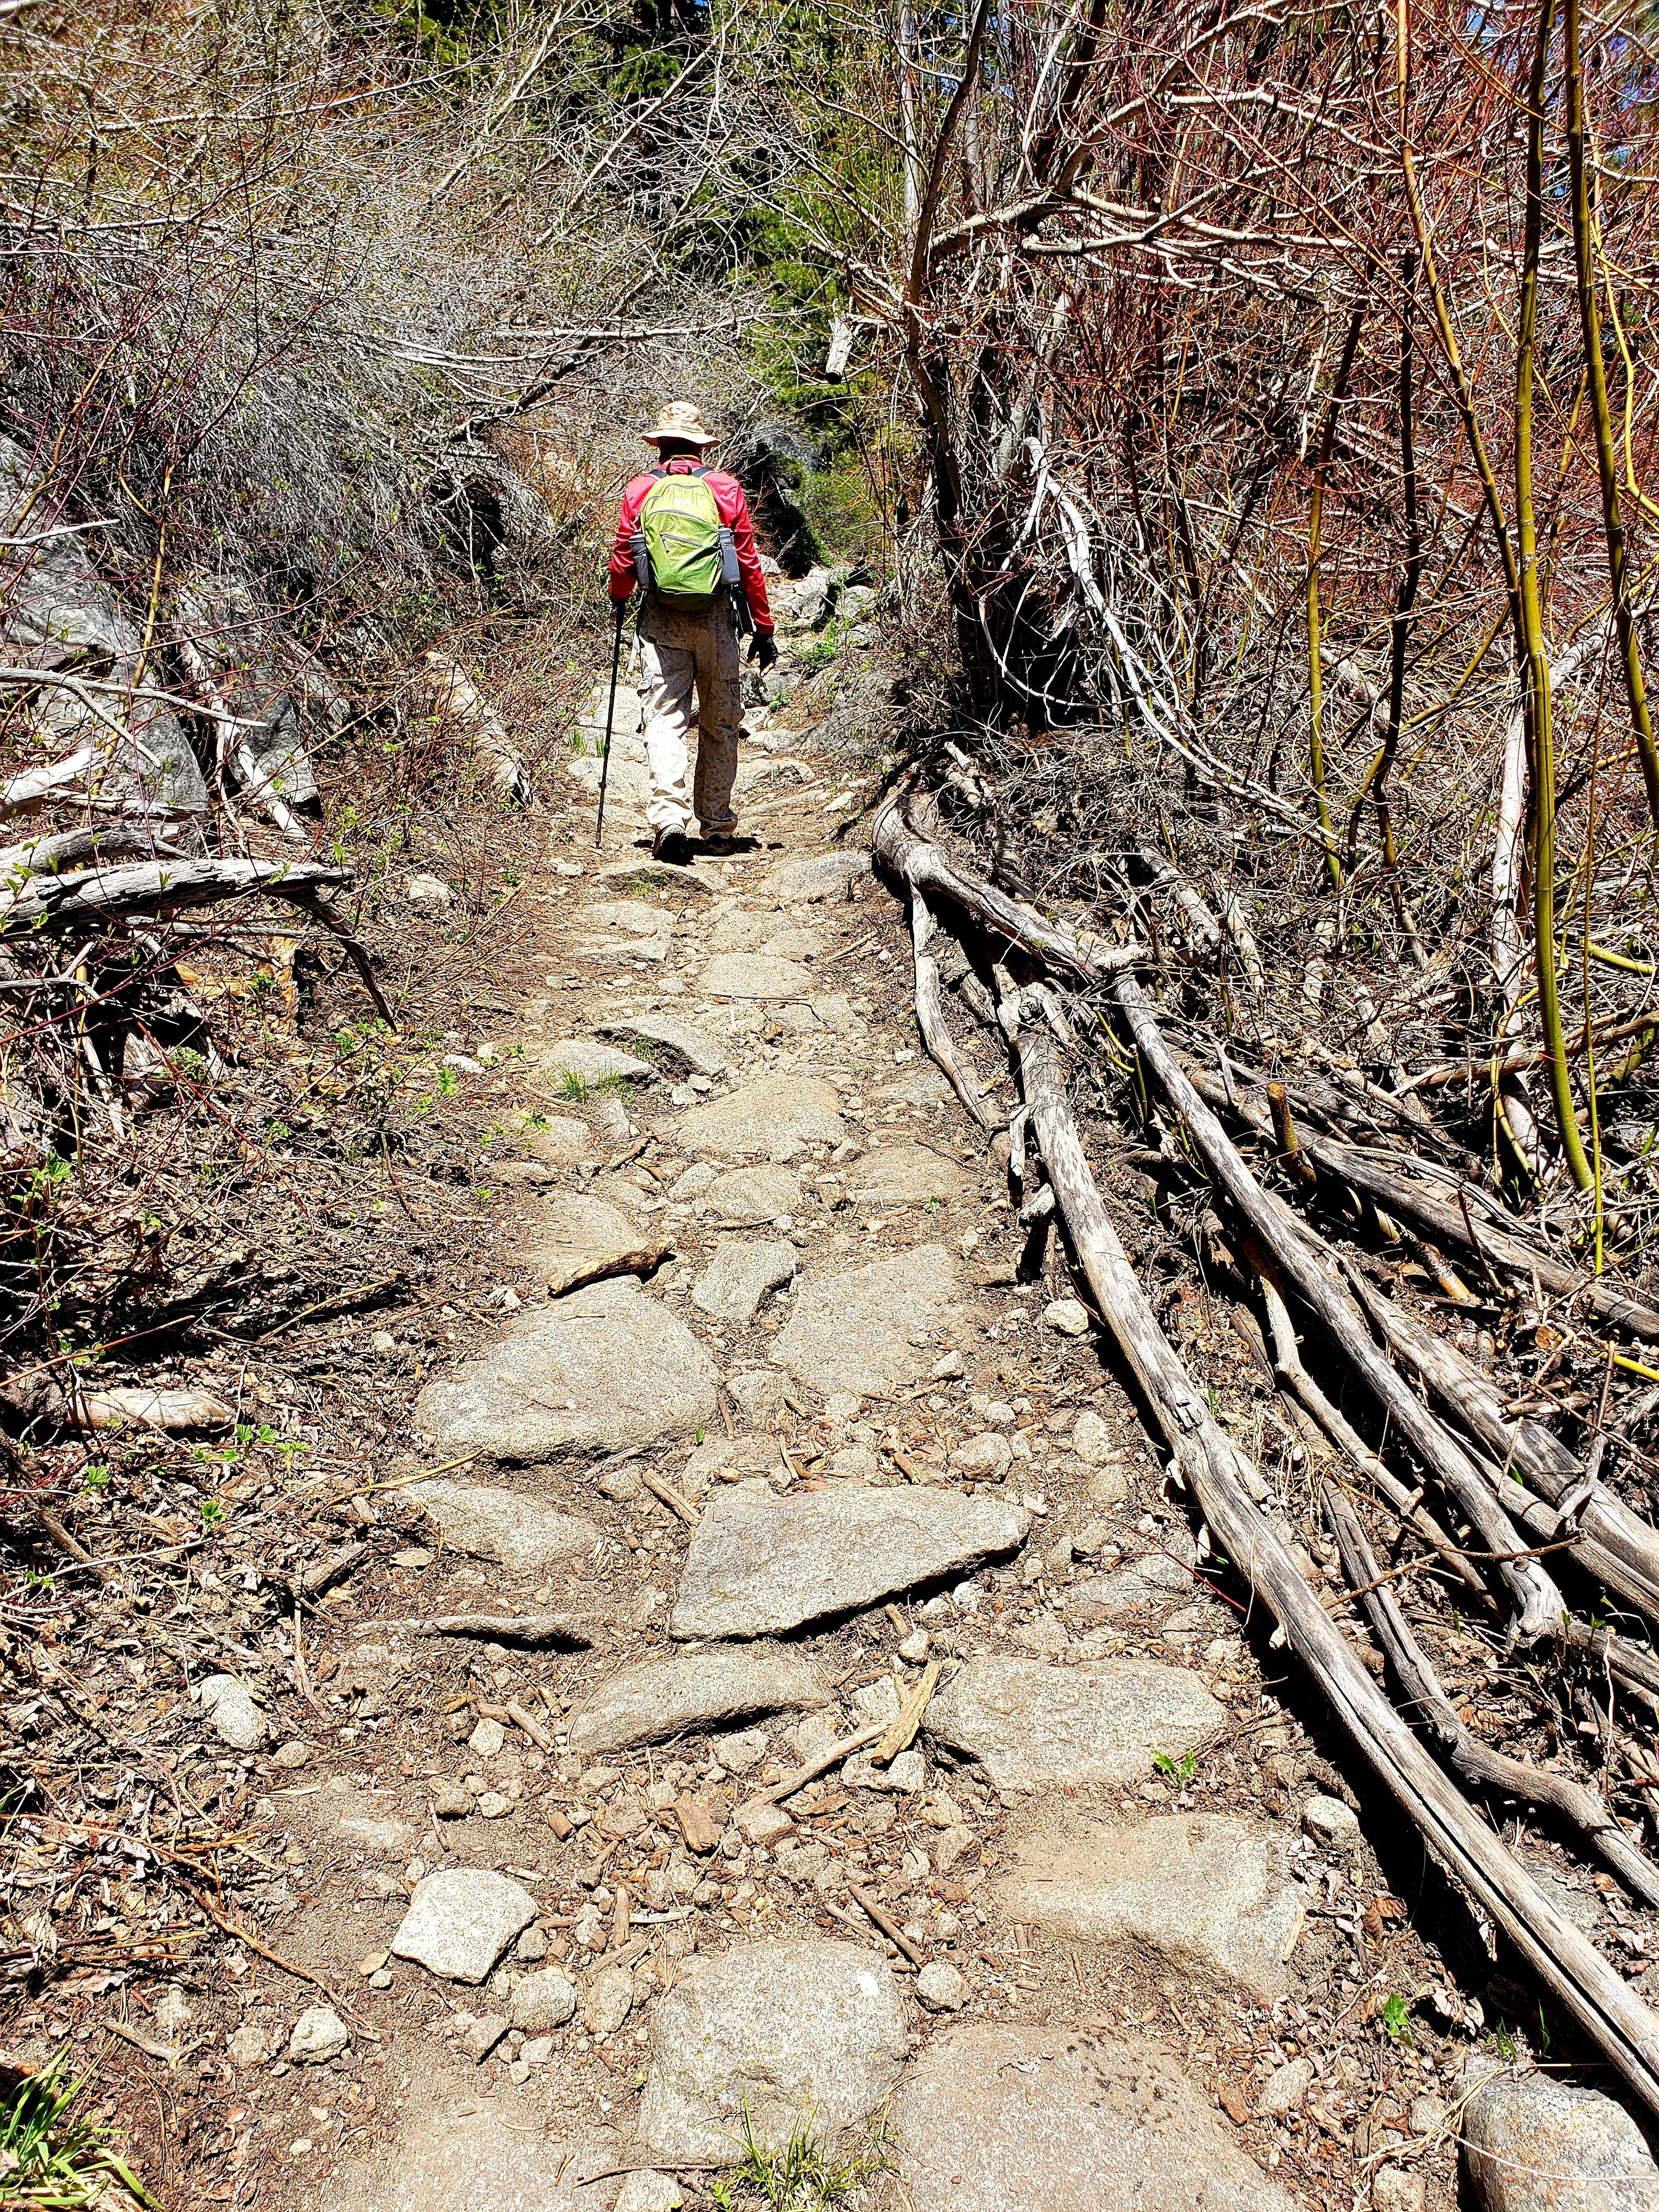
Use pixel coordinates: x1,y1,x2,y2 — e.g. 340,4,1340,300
907,882,991,1128
422,652,525,803
1192,1061,1659,1346
1013,1014,1659,2117
0,852,392,1026
0,855,350,937
1112,971,1566,1642
871,788,1139,988
1252,1271,1489,1602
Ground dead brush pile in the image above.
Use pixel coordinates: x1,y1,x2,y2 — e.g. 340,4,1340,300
742,0,1659,2115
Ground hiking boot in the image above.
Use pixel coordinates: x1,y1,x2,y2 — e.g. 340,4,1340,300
701,825,742,855
652,826,693,867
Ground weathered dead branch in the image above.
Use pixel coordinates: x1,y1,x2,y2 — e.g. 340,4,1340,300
1324,1484,1659,1908
0,856,350,938
871,788,1139,988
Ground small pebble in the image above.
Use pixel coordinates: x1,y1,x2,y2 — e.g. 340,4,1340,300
1303,1794,1361,1849
916,1961,967,2012
1043,1297,1090,1337
288,2006,349,2066
1372,2171,1424,2212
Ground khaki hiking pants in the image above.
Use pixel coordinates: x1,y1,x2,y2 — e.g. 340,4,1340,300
636,598,742,836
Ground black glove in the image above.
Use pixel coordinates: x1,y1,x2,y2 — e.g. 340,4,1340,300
748,631,779,671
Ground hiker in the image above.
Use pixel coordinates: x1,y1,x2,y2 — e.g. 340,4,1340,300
607,401,776,864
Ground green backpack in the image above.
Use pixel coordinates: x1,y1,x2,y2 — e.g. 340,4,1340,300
630,465,745,617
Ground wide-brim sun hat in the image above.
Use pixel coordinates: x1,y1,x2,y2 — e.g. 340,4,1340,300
642,401,718,448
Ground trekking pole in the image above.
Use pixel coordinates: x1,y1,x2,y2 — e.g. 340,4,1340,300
594,599,626,850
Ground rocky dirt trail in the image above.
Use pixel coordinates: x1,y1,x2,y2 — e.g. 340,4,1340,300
189,582,1657,2212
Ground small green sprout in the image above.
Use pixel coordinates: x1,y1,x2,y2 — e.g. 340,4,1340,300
1380,1991,1414,2046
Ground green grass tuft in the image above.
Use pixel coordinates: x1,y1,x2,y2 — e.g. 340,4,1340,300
712,2100,893,2211
0,2048,151,2207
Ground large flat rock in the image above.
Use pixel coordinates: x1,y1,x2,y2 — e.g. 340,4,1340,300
704,1165,799,1227
638,1938,907,2162
995,1813,1305,2001
569,1643,833,1758
1458,2059,1659,2212
509,1110,593,1166
533,1039,658,1087
843,1144,973,1207
708,909,821,958
763,851,872,902
890,2028,1294,2212
775,1244,969,1396
925,1655,1225,1791
699,952,814,1000
415,1279,718,1465
593,1012,730,1075
516,1192,647,1281
671,1481,1029,1640
691,1239,796,1324
673,1074,844,1154
319,2080,622,2212
407,1481,600,1571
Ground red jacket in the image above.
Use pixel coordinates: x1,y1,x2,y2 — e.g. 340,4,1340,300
608,458,773,632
